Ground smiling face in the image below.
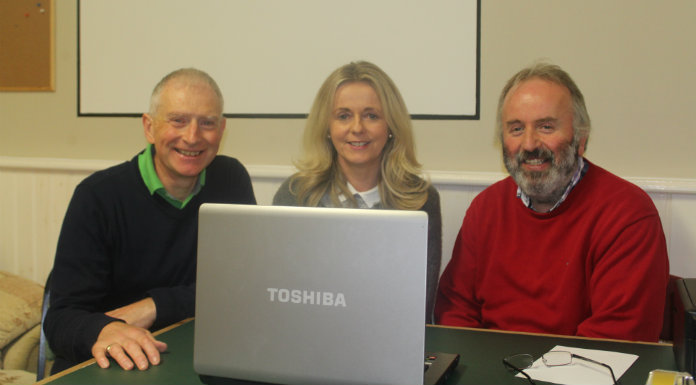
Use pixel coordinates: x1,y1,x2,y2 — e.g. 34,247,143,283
329,81,390,182
501,78,586,206
142,78,225,191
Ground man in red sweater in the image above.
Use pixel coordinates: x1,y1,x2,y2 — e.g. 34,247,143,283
434,63,669,342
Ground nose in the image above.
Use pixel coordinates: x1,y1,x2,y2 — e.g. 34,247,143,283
184,119,201,143
520,128,539,152
350,117,366,134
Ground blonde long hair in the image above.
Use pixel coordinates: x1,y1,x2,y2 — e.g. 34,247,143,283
289,61,429,210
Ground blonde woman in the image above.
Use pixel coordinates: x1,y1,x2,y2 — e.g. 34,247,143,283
273,61,441,322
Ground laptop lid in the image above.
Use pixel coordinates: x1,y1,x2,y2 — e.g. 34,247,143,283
194,203,428,385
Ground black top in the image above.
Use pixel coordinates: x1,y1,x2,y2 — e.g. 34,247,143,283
45,153,256,372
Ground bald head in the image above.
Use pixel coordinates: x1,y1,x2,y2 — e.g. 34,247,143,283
148,68,224,116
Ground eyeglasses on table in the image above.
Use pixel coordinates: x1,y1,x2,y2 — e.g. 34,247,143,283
502,351,618,385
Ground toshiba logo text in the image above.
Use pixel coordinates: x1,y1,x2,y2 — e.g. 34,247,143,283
267,288,347,307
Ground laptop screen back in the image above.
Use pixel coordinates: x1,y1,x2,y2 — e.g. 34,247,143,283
194,204,428,385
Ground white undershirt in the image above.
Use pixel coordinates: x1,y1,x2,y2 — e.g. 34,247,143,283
339,182,381,208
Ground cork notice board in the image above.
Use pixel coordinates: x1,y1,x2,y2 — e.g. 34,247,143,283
0,0,54,91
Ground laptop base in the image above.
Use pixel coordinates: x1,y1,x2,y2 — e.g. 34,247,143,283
424,352,460,385
199,352,460,385
199,375,271,385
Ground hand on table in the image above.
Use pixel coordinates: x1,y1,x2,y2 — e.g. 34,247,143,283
92,298,167,370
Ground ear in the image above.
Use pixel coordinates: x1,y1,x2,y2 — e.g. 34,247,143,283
142,114,155,144
577,136,588,156
219,116,227,134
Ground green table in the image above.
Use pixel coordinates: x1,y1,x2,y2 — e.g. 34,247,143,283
425,326,676,384
41,320,676,384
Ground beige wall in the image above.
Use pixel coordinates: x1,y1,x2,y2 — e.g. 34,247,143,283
1,0,694,179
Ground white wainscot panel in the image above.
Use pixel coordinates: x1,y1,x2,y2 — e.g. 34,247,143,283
1,157,695,284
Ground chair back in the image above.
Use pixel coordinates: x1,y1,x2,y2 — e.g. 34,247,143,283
37,273,51,382
661,274,682,342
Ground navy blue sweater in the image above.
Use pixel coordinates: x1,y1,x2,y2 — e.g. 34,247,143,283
45,153,256,372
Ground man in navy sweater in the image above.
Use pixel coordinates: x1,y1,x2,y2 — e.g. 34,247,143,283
45,68,256,373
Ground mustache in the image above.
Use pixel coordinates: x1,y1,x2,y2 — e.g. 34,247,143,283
515,147,555,164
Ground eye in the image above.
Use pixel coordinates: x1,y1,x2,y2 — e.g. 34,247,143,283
336,112,351,121
168,116,189,128
365,113,380,120
539,124,554,132
199,119,218,130
508,125,524,136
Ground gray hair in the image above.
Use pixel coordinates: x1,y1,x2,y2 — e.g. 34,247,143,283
148,68,224,115
496,63,591,148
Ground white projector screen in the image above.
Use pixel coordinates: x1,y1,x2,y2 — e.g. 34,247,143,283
78,0,479,119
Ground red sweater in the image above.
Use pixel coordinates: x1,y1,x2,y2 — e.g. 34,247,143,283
435,161,669,342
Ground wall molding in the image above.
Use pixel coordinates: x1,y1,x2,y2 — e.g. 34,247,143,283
2,156,695,194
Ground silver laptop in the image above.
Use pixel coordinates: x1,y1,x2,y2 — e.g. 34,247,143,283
194,203,457,385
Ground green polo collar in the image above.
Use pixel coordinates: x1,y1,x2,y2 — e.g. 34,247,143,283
138,144,206,209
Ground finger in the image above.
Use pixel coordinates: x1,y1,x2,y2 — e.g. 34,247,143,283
140,338,164,366
136,330,168,365
154,340,168,352
122,339,151,371
92,346,111,369
108,344,135,371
